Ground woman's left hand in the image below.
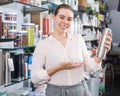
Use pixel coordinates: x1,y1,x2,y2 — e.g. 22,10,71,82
104,33,112,52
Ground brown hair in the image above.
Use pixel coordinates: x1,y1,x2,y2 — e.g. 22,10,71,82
54,4,74,16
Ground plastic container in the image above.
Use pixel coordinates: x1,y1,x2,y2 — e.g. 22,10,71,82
22,23,35,46
2,21,10,38
4,12,17,21
3,20,17,30
17,31,28,47
9,21,17,30
8,29,17,38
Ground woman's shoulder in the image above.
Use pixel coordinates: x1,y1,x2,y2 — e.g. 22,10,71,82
36,36,52,47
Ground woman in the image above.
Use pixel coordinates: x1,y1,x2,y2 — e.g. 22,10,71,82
31,4,112,96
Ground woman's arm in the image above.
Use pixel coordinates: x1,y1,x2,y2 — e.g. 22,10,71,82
31,41,50,84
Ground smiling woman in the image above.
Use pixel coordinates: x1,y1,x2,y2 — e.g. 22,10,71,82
31,4,112,96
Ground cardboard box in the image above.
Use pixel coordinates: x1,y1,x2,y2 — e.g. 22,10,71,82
31,13,46,31
78,0,87,7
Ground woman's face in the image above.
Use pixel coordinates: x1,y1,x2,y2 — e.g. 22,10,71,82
54,8,74,33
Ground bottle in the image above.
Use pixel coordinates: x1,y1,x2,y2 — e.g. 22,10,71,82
96,28,112,59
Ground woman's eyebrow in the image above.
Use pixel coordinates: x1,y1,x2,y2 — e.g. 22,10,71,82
58,14,73,19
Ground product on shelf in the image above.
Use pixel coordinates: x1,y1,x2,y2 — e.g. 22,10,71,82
32,0,41,6
11,54,26,81
2,21,10,38
0,11,2,38
15,0,30,4
2,21,17,38
78,0,87,7
43,15,51,35
17,31,28,47
8,29,17,39
22,23,35,46
4,12,17,21
0,50,4,86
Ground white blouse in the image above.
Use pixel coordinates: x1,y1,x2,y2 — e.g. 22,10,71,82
31,34,101,86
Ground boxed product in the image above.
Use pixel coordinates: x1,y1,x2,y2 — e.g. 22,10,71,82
15,0,30,4
78,0,87,7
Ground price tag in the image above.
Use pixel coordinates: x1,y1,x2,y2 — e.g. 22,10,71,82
8,58,14,71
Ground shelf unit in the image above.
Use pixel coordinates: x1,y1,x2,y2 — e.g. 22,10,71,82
0,1,38,91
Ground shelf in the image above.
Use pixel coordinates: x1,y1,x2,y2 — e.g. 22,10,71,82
0,38,17,42
0,78,30,92
42,1,86,14
0,39,35,50
0,1,48,14
0,46,36,50
0,0,13,5
41,1,61,14
83,25,103,30
78,6,87,13
15,1,48,14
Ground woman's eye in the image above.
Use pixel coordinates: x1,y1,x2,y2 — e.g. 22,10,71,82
60,17,64,19
68,19,72,21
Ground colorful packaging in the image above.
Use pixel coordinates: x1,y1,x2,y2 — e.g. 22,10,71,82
22,23,35,46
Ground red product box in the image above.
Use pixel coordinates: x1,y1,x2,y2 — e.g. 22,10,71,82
18,0,30,4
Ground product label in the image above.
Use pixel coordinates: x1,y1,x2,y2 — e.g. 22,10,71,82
8,58,14,71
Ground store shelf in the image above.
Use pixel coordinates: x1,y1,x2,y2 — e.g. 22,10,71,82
0,38,35,50
0,78,30,92
83,25,103,30
0,46,35,50
0,0,13,5
78,6,87,13
0,1,48,14
42,1,86,14
0,38,17,42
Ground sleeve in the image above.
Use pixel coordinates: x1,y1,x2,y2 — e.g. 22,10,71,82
31,41,50,84
79,35,101,72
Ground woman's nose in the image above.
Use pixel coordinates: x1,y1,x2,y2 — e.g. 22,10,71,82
65,19,68,22
63,19,69,24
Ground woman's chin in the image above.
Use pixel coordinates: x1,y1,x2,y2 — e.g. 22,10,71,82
61,29,68,33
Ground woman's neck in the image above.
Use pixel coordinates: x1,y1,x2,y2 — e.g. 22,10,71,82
52,31,68,48
52,30,68,40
